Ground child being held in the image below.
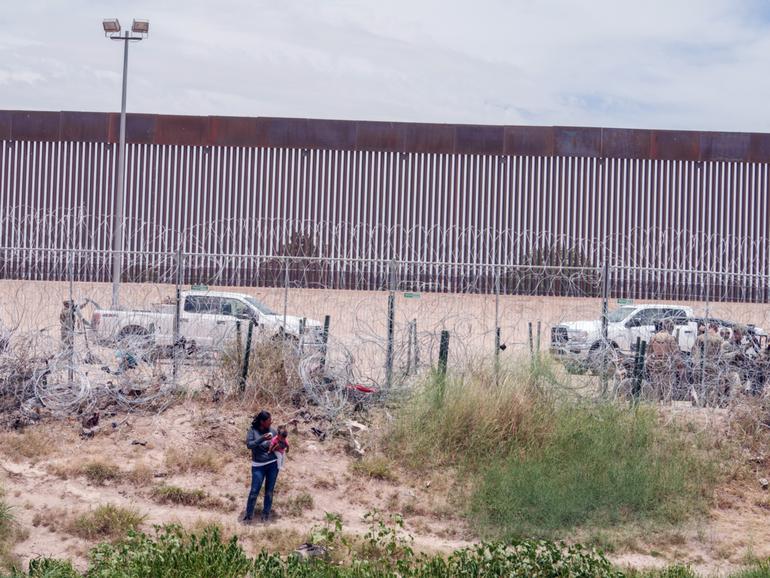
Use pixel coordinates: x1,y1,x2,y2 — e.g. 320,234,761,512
268,426,289,470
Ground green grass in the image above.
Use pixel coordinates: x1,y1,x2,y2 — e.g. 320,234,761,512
472,403,714,536
350,456,398,482
280,492,314,518
150,485,212,508
67,504,145,541
390,361,718,538
78,461,122,486
0,494,16,571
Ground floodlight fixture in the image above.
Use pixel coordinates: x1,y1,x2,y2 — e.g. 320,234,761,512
102,18,121,34
131,19,149,34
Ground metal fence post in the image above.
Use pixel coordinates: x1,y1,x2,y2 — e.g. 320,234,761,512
385,259,397,390
320,314,331,371
172,246,183,387
494,266,501,384
240,320,254,392
600,261,610,395
67,249,74,385
282,257,290,335
438,330,450,377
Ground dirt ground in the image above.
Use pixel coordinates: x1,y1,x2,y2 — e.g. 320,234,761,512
0,400,769,576
0,401,472,573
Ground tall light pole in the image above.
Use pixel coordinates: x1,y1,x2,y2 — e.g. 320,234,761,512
102,18,149,309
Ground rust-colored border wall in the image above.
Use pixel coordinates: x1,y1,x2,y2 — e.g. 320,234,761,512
2,110,770,162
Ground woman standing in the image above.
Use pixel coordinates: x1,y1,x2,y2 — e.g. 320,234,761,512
243,410,279,523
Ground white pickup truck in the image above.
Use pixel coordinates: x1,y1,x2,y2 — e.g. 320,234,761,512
550,304,697,369
89,290,323,351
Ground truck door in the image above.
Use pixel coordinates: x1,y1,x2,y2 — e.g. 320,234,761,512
181,296,227,349
218,298,254,347
625,308,661,349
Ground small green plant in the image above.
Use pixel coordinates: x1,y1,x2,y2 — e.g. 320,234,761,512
68,504,144,541
88,525,251,578
25,558,81,578
359,510,414,568
308,512,349,561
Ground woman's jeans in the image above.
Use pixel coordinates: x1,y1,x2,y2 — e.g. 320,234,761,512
245,461,279,520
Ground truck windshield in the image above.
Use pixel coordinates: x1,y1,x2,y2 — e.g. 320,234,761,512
244,297,276,316
607,307,636,323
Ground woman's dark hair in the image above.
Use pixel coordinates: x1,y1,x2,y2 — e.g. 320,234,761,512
252,410,271,432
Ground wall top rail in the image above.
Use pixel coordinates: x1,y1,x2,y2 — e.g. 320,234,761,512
2,110,769,162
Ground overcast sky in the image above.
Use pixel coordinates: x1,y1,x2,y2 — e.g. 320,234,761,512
2,0,769,132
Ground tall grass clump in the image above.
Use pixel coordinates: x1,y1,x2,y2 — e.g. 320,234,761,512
389,362,556,469
0,492,17,571
389,358,717,537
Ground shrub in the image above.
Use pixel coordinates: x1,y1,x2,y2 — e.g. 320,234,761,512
389,364,553,470
0,429,53,461
148,485,232,510
351,456,398,482
25,558,80,578
126,463,154,486
88,525,251,578
68,504,144,541
280,492,314,517
165,446,224,475
391,362,717,538
472,402,715,537
78,461,121,486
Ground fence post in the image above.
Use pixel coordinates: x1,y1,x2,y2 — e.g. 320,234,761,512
385,260,397,390
299,317,306,356
494,266,501,385
438,330,450,377
172,245,183,387
240,320,254,392
320,314,331,371
282,257,290,336
235,320,242,361
528,321,534,363
632,337,647,402
600,261,610,396
67,249,74,386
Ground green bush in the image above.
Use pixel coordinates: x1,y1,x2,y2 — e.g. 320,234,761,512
68,505,145,541
391,363,717,538
472,403,714,536
88,525,251,578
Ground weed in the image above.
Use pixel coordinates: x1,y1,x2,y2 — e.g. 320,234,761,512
280,492,314,517
149,485,232,511
150,485,209,507
249,526,304,554
68,504,145,541
473,402,715,537
125,463,154,486
0,429,53,461
351,455,398,482
78,461,121,486
392,365,717,538
165,446,223,474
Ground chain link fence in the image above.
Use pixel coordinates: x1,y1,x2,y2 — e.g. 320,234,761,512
0,245,768,428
